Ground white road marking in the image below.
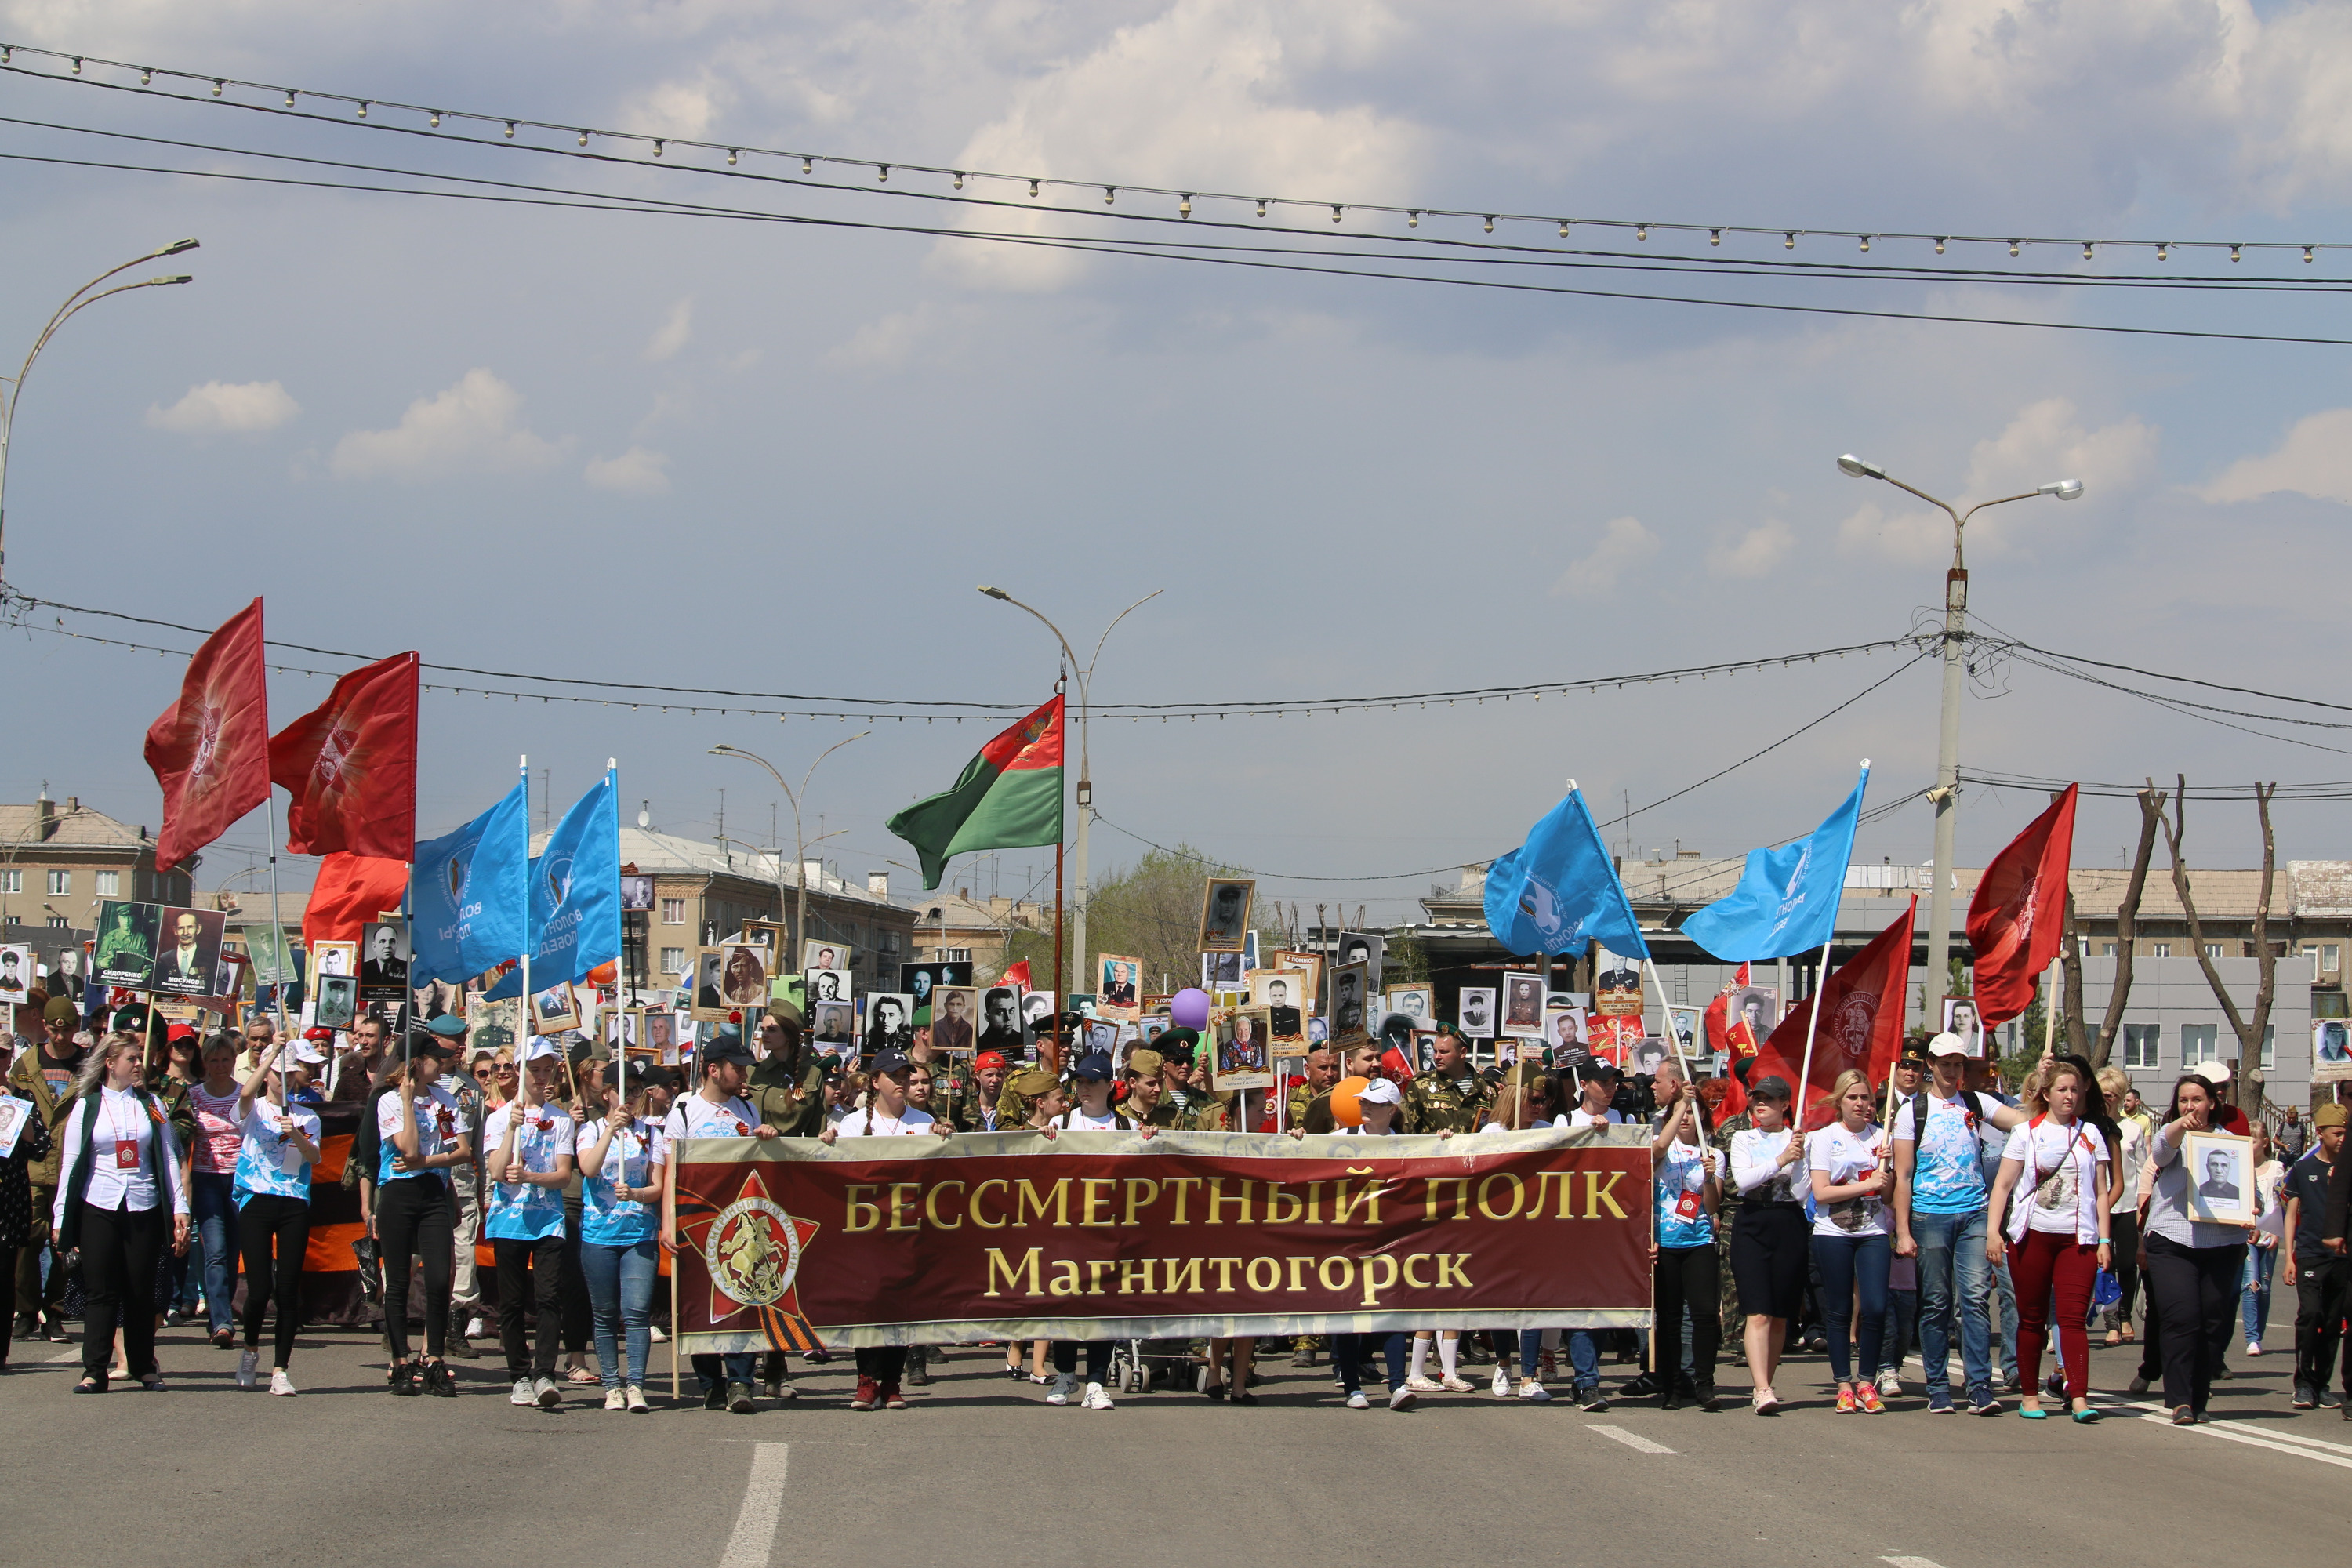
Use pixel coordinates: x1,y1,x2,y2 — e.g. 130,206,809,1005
1587,1424,1673,1454
717,1441,791,1568
2088,1393,2352,1470
1881,1557,1948,1568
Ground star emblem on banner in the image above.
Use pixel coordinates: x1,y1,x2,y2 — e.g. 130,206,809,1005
677,1166,823,1331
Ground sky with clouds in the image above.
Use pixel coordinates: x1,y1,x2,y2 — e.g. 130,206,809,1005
2,0,2348,931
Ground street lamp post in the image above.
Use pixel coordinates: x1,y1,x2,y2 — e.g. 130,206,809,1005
976,585,1161,1006
1835,453,2082,1022
710,733,868,974
0,240,199,582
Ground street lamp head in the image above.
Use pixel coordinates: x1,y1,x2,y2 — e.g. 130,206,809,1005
158,238,200,256
1837,453,1886,481
2038,478,2085,501
978,585,1007,600
150,274,194,286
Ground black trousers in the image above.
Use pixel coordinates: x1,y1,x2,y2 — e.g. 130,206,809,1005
78,1201,165,1382
495,1235,564,1381
377,1178,453,1361
2294,1254,2350,1396
1654,1242,1722,1386
560,1209,591,1356
0,1241,15,1365
238,1194,312,1369
855,1345,907,1385
15,1185,61,1320
1051,1341,1112,1381
2146,1233,2243,1413
2110,1210,2143,1322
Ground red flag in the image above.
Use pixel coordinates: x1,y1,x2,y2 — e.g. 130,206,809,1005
1381,1044,1417,1083
302,853,412,950
1747,899,1915,1131
1000,960,1033,991
270,651,420,862
1734,962,1752,988
1966,785,2077,1028
145,598,271,873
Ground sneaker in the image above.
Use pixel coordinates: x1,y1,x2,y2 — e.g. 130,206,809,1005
1876,1367,1903,1398
728,1381,757,1414
1928,1389,1955,1414
1083,1381,1115,1410
1621,1372,1661,1399
626,1384,649,1411
906,1350,930,1388
465,1316,487,1339
1388,1385,1417,1410
1519,1381,1553,1403
1405,1374,1443,1393
1491,1366,1512,1399
2294,1384,2317,1410
1970,1392,2002,1417
1047,1373,1074,1406
1753,1389,1780,1416
2324,1390,2345,1410
2248,1340,2263,1357
1439,1374,1475,1393
270,1370,297,1397
604,1387,628,1411
704,1384,728,1412
393,1363,423,1397
850,1378,877,1410
425,1363,457,1398
1580,1385,1609,1412
511,1378,537,1407
1345,1390,1368,1409
1661,1383,1683,1411
768,1378,797,1402
1836,1388,1857,1414
2045,1370,2066,1400
237,1350,259,1389
881,1384,906,1410
2172,1404,2195,1425
9,1312,32,1341
535,1376,562,1410
2003,1369,2021,1392
1857,1385,1885,1414
648,1323,667,1344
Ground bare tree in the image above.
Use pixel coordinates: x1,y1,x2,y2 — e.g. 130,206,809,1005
2154,775,2278,1117
2076,787,2165,1067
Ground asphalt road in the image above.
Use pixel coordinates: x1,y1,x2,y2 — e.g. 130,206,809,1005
5,1302,2345,1568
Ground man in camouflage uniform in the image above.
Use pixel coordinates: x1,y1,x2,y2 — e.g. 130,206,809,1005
1156,1030,1228,1131
1404,1029,1490,1134
1282,1044,1338,1133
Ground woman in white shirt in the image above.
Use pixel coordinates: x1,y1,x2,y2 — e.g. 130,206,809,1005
1035,1051,1130,1410
2141,1073,2246,1424
53,1032,190,1393
819,1048,950,1411
2096,1065,2147,1347
1728,1075,1806,1414
1808,1069,1891,1414
1987,1055,2114,1421
230,1033,321,1396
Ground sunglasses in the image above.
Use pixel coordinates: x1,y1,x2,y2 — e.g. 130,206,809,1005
473,1069,493,1080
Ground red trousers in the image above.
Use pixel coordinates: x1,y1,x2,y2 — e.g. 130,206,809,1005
2011,1227,2099,1400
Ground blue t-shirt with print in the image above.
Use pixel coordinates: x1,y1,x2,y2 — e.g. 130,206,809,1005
1656,1139,1715,1247
234,1102,321,1205
483,1102,575,1242
577,1116,665,1247
376,1083,464,1185
1895,1091,1991,1216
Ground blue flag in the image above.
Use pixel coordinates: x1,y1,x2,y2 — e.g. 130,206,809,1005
529,771,621,988
408,782,529,986
1483,787,1648,960
1680,764,1869,962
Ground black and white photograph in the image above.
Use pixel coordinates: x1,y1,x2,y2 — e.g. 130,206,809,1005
1667,1006,1703,1063
1386,987,1432,1025
1021,989,1057,1033
1212,1007,1275,1090
1631,1037,1670,1077
0,944,30,1004
1457,986,1497,1038
1200,951,1243,989
689,948,728,1019
1306,1015,1329,1044
315,973,358,1029
1940,996,1985,1058
807,968,852,1006
310,938,358,981
2316,1020,2352,1084
802,939,854,975
1546,990,1588,1013
2183,1131,2257,1225
899,960,974,1025
533,981,581,1034
1545,1005,1589,1061
1338,931,1385,993
1501,970,1545,1036
979,986,1026,1052
931,986,978,1054
1085,1020,1121,1058
1096,954,1142,1021
1274,950,1324,1013
93,898,162,989
1731,985,1782,1047
0,1093,29,1159
865,992,916,1056
1197,877,1254,953
811,1003,853,1052
717,941,771,1010
1247,970,1306,1042
1329,960,1370,1044
1139,1015,1174,1046
619,873,655,913
358,918,411,1003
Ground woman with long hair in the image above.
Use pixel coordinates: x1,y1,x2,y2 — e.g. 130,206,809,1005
1985,1054,2114,1421
187,1033,247,1348
820,1049,950,1410
52,1032,189,1392
1728,1075,1806,1414
2143,1072,2249,1424
231,1032,321,1395
1809,1069,1892,1414
2244,1120,2285,1356
576,1062,666,1413
376,1033,469,1397
1652,1062,1723,1413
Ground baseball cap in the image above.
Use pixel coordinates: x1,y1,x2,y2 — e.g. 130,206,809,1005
1072,1051,1114,1081
290,1041,329,1066
1926,1032,1972,1058
702,1033,755,1068
520,1039,561,1063
870,1049,913,1078
1359,1077,1403,1106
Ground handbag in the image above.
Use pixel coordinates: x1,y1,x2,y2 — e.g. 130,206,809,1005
350,1234,384,1305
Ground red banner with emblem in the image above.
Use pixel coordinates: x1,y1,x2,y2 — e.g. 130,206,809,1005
670,1129,1653,1350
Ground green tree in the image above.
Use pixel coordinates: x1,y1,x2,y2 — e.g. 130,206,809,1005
989,845,1287,997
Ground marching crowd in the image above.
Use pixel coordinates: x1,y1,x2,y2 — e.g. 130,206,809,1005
5,987,2347,1431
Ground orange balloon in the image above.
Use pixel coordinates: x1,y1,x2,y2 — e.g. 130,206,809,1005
1330,1075,1370,1127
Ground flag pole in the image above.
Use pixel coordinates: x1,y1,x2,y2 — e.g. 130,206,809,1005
1646,959,1708,1142
609,760,623,1113
1791,934,1836,1125
263,791,289,1042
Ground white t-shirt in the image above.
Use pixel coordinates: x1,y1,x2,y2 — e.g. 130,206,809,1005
1732,1127,1804,1204
2002,1116,2109,1244
836,1104,936,1137
1807,1122,1888,1238
1567,1106,1624,1130
2109,1116,2150,1212
665,1093,759,1142
1059,1106,1123,1132
376,1082,465,1185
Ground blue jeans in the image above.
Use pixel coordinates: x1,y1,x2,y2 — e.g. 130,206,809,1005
579,1237,658,1390
2245,1244,2277,1345
1334,1332,1408,1394
1911,1208,1993,1399
1992,1256,2019,1381
1811,1232,1891,1384
691,1352,755,1393
190,1173,239,1333
1563,1329,1599,1392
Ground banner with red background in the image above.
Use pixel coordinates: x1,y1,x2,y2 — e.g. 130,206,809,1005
671,1128,1653,1352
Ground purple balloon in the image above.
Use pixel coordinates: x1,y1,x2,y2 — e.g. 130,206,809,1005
1170,988,1212,1031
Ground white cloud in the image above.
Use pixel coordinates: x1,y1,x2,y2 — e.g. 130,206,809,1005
824,305,938,371
329,369,565,481
1551,516,1658,597
584,446,672,494
1708,518,1795,578
2198,409,2352,506
644,297,694,362
145,379,299,434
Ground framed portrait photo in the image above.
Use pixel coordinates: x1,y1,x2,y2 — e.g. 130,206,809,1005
1543,1005,1588,1062
1328,960,1371,1046
1457,986,1497,1039
1201,951,1243,989
314,973,358,1030
805,967,853,1008
2183,1131,2257,1225
532,981,580,1035
310,938,359,982
1385,987,1433,1027
619,873,655,913
810,1001,855,1054
1501,971,1545,1037
1336,932,1385,993
714,942,771,1012
1198,877,1254,955
1274,950,1324,1013
1096,954,1142,1022
930,986,978,1054
1940,996,1987,1058
801,938,854,976
1666,1006,1703,1065
1247,969,1308,1043
0,1094,31,1158
358,917,411,1004
1212,1007,1276,1091
0,943,31,1004
865,992,917,1057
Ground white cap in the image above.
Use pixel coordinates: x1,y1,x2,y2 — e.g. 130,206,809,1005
1359,1077,1403,1106
1926,1032,1973,1058
2191,1059,2233,1086
521,1039,561,1063
289,1042,328,1065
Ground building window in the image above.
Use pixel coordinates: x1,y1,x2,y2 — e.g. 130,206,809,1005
2122,1024,2161,1069
2180,1024,2219,1067
45,914,67,928
2202,942,2222,960
661,898,687,926
0,869,16,895
95,870,119,897
880,930,900,955
2,913,14,926
2262,1024,2275,1072
45,869,69,896
2103,942,2117,957
2152,942,2170,958
661,946,686,975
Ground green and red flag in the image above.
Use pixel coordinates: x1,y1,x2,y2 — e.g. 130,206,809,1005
887,695,1065,890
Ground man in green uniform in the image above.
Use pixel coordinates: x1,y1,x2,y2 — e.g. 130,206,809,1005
746,1010,826,1399
1299,1044,1385,1134
954,1051,1018,1132
1120,1049,1181,1128
1283,1044,1338,1133
1404,1029,1490,1134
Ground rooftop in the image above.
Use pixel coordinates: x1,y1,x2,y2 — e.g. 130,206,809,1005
0,797,154,851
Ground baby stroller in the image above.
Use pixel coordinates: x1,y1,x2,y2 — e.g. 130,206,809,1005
1107,1334,1195,1394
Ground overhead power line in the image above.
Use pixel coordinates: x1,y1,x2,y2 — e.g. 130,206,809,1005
2,40,2339,267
